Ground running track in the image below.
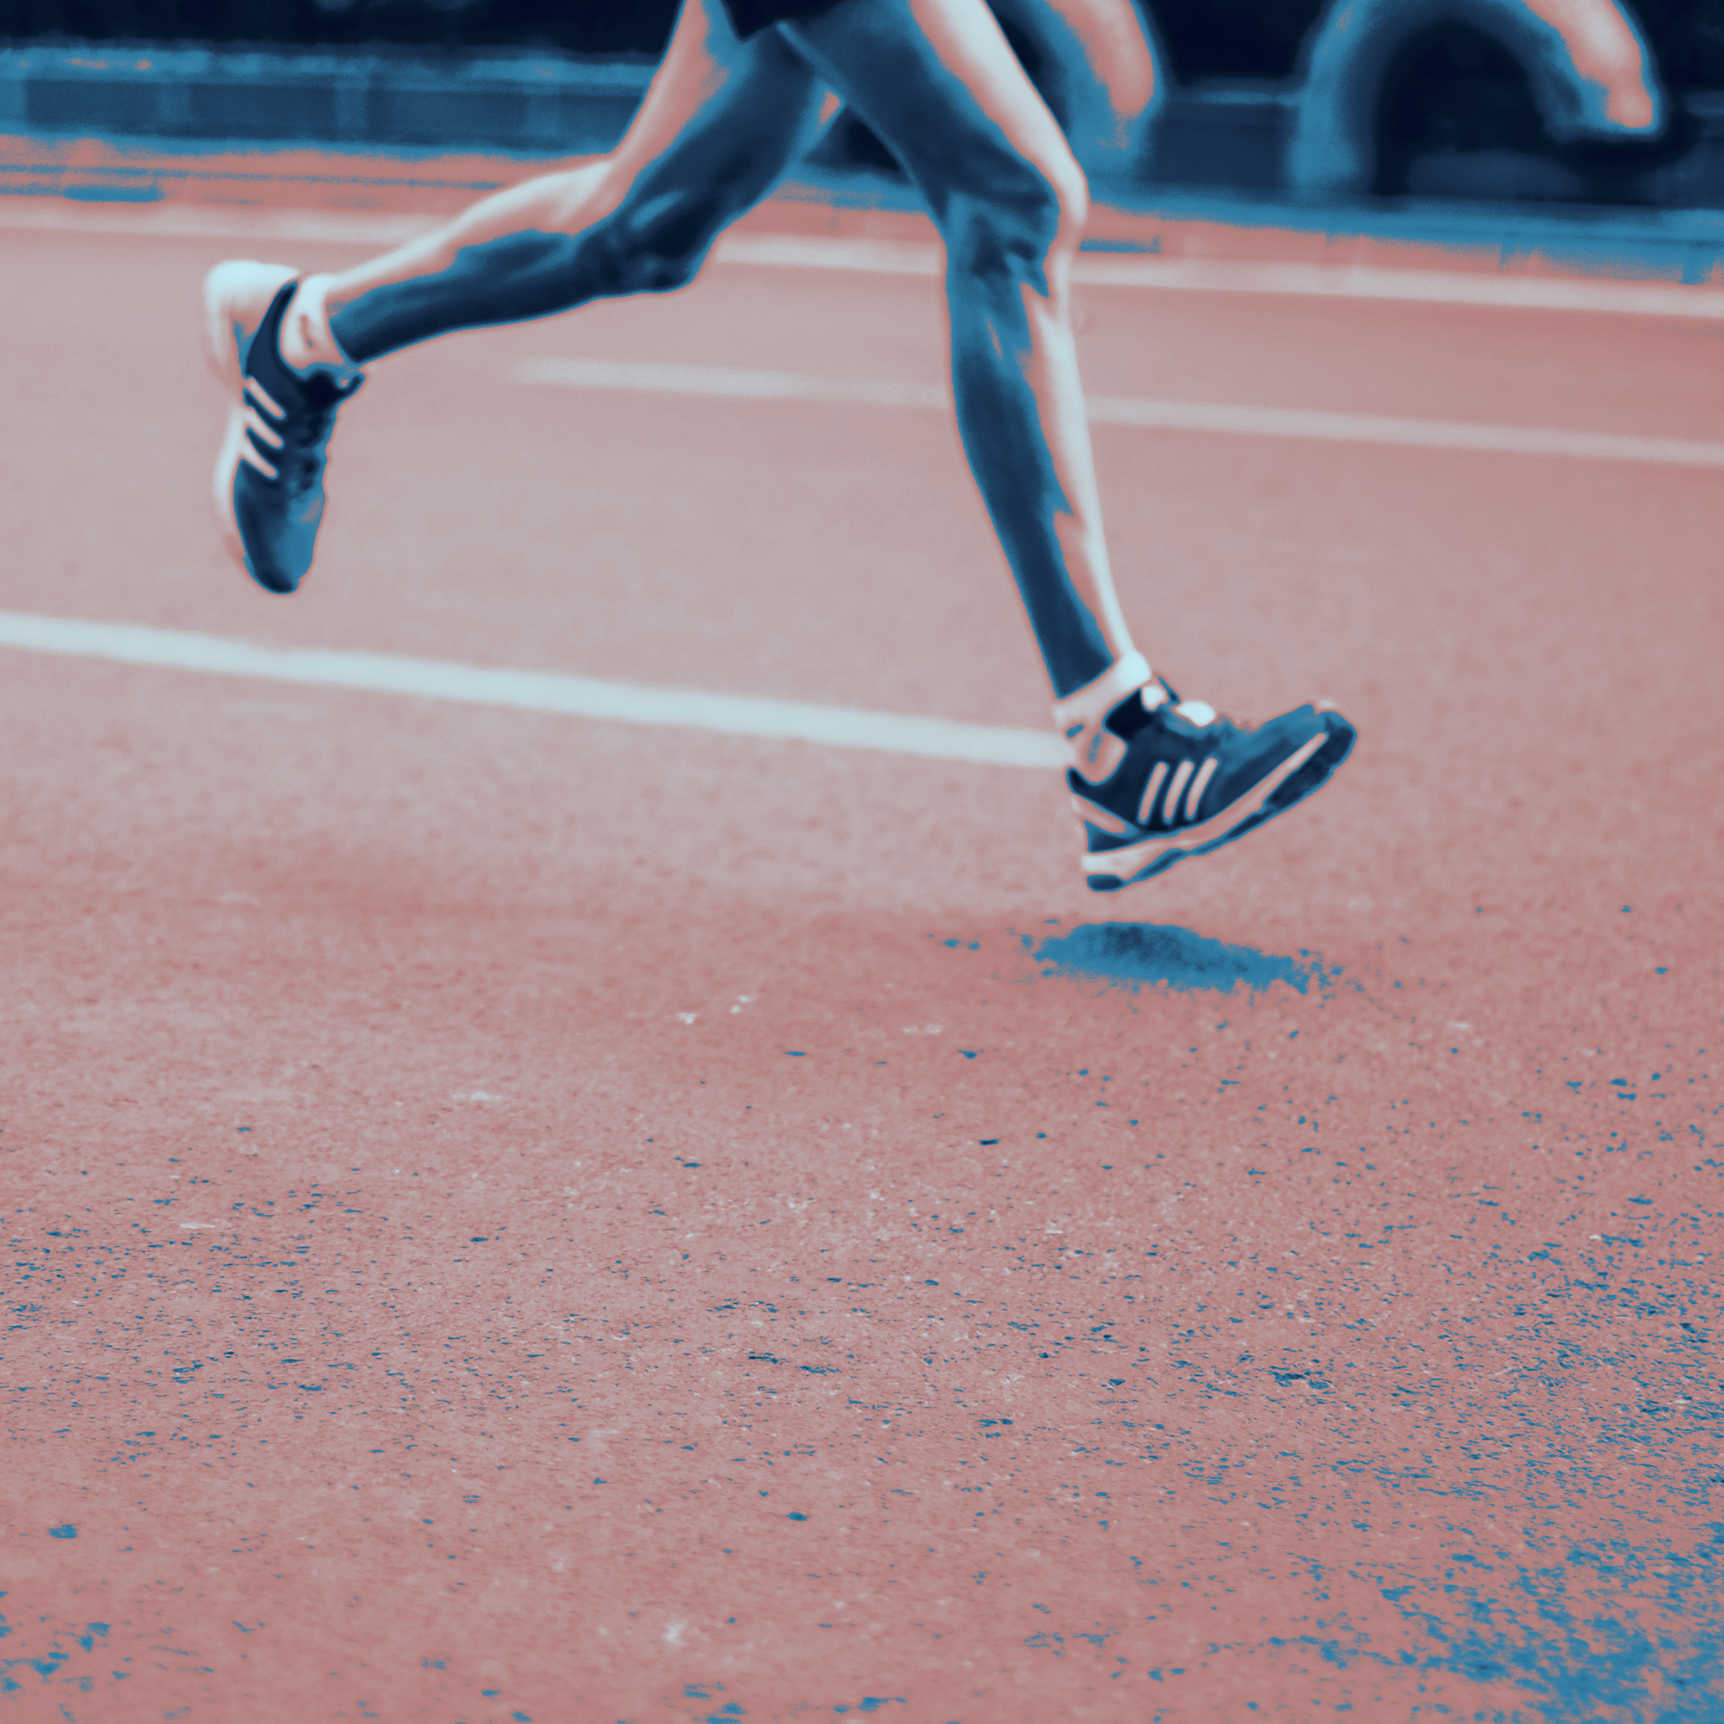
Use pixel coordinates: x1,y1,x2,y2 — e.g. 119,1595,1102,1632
2,202,1721,1723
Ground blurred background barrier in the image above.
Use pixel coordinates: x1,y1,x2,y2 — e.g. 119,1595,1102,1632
1290,0,1672,197
0,43,651,156
2,0,1723,209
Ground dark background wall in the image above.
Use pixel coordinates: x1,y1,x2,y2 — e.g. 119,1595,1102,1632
1154,0,1722,88
1,0,1720,92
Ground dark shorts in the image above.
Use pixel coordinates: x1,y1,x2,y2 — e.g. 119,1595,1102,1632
719,0,842,38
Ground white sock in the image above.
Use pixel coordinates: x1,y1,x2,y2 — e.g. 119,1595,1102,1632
276,276,356,374
1052,649,1153,779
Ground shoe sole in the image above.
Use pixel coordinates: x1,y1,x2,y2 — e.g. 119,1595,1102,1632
1083,716,1356,891
203,260,297,588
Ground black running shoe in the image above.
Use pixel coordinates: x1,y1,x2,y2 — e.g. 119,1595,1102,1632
1069,681,1356,891
204,261,362,594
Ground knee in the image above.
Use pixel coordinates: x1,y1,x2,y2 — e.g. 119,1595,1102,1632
586,163,730,296
605,201,712,294
942,147,1088,292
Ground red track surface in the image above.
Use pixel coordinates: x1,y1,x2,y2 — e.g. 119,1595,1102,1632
2,207,1722,1723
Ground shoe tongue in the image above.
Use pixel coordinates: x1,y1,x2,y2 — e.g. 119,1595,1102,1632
1105,681,1162,741
1137,680,1200,717
1132,682,1215,729
1106,678,1212,739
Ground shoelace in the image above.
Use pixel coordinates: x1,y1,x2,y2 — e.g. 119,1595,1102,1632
280,377,360,494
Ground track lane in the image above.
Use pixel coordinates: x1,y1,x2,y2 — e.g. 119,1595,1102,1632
2,214,1721,1723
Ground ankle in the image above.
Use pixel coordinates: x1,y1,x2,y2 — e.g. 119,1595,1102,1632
276,276,355,373
1052,651,1151,728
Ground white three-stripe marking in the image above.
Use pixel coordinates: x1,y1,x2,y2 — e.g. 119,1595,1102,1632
1163,759,1195,824
514,357,1724,471
244,376,285,421
1184,756,1219,820
1137,762,1168,827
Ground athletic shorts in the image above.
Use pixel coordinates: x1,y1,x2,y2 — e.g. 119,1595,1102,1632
719,0,841,38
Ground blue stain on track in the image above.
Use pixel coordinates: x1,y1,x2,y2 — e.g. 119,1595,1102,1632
1286,1537,1724,1722
1030,924,1336,995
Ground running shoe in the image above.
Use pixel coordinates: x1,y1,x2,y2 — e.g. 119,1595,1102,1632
203,261,362,594
1069,681,1355,891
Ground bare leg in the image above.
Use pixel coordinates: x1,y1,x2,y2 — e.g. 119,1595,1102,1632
790,0,1135,699
301,1,827,364
267,0,1139,708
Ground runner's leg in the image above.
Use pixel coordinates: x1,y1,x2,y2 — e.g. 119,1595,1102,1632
206,0,822,591
298,1,827,364
778,0,1353,888
788,0,1134,701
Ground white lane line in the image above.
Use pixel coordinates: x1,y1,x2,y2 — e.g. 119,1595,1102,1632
515,356,1724,470
0,612,1064,770
516,355,945,411
0,199,435,247
723,232,1724,322
1067,251,1724,320
8,197,1724,321
1086,396,1724,467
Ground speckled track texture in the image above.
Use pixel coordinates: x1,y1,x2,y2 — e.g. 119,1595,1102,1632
2,206,1720,1724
